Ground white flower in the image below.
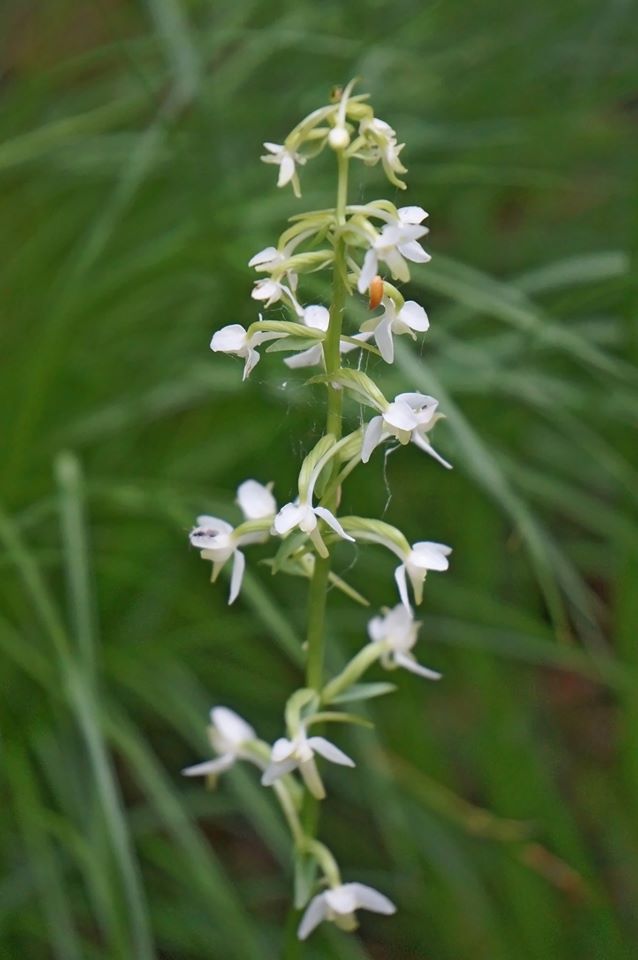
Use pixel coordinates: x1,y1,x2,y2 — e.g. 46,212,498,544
261,142,306,197
190,490,273,603
358,116,407,188
251,277,302,314
273,501,354,559
368,605,441,680
282,304,373,370
298,882,396,940
261,728,355,799
236,479,276,520
361,296,429,363
182,707,256,778
210,322,284,380
395,541,452,609
357,215,430,293
361,391,451,468
247,246,286,273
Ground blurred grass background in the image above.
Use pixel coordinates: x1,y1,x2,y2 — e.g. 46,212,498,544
1,1,637,958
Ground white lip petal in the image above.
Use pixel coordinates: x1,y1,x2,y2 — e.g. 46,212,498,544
307,736,355,767
237,479,276,520
395,651,442,680
261,758,297,786
411,431,453,469
278,152,295,187
361,415,385,464
181,754,235,777
211,706,256,744
314,506,355,543
297,893,328,941
211,325,247,353
263,142,283,154
373,316,395,363
228,549,246,604
348,882,396,915
394,563,411,609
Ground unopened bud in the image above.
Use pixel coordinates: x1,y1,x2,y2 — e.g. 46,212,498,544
328,126,350,151
368,275,384,310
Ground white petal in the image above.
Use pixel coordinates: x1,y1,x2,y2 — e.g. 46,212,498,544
399,300,429,332
251,278,281,302
284,344,324,369
395,651,442,680
383,246,410,282
357,248,377,294
263,142,283,155
303,304,330,331
189,525,233,551
367,613,385,643
211,707,255,744
298,893,328,941
383,400,419,432
398,239,431,264
394,564,411,609
274,502,304,535
242,347,260,380
248,246,279,268
340,331,374,355
271,737,295,762
192,515,233,536
210,325,247,354
314,506,355,543
373,316,395,363
325,885,358,914
228,549,245,604
181,754,235,777
411,431,452,469
412,541,452,570
261,758,297,786
308,736,356,767
349,882,397,915
278,152,295,187
237,479,276,520
398,205,428,225
395,391,436,412
361,416,384,464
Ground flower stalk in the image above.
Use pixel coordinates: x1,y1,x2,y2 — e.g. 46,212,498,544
183,80,455,947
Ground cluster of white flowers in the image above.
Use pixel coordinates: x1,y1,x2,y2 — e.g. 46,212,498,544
184,81,453,944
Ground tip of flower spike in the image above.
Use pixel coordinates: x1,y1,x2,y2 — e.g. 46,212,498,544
368,276,384,310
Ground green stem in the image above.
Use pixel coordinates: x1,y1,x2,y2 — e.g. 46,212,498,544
305,148,349,693
282,149,350,960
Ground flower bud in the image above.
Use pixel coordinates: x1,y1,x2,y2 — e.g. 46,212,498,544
328,126,350,151
368,275,384,310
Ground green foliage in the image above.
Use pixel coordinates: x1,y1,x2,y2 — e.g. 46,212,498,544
0,0,636,958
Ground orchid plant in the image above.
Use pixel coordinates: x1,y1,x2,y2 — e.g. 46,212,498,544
184,80,453,949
